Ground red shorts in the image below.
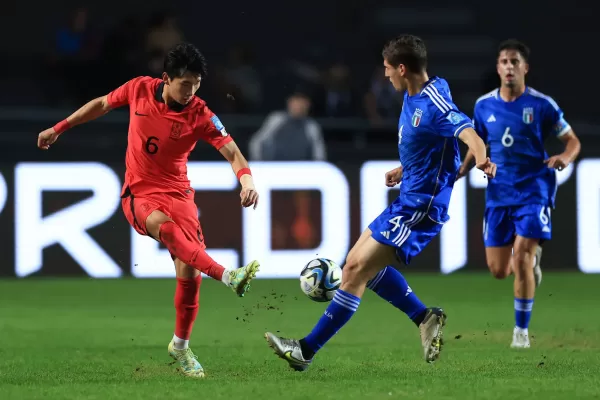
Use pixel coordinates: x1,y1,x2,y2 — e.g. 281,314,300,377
121,186,205,249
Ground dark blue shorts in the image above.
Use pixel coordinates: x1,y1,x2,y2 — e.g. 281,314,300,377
368,198,444,265
483,204,552,247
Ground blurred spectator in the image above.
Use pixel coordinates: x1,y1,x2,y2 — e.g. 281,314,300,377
54,8,98,60
363,66,402,125
250,90,326,250
100,15,145,91
316,62,356,117
283,59,322,101
146,12,184,75
248,90,326,161
51,7,101,104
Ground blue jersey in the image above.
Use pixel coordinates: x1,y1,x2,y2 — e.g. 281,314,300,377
473,87,571,208
398,77,473,223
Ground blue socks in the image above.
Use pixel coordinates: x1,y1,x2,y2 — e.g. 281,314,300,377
514,298,534,329
368,266,427,324
302,289,360,356
300,267,428,359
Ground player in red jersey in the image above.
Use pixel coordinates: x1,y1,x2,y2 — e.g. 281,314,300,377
37,43,260,378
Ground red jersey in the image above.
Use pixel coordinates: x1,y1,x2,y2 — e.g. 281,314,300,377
107,76,233,196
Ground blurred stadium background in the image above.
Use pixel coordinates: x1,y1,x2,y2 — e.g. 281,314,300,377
1,2,600,399
1,0,598,277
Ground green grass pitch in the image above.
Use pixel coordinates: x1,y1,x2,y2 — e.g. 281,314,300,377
1,272,599,399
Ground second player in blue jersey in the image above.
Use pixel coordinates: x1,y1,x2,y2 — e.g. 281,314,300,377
459,40,581,349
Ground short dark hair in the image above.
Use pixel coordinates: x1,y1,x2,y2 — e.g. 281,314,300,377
382,34,427,73
164,43,208,80
498,39,530,63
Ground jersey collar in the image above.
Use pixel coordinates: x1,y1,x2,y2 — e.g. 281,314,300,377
418,76,439,96
405,76,438,99
498,86,528,103
154,81,189,112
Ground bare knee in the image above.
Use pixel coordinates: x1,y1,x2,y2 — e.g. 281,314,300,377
343,255,360,279
488,260,511,279
513,237,538,277
485,246,512,280
512,249,535,277
343,254,372,286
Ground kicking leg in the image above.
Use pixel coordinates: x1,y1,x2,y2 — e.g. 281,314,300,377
168,261,205,378
511,236,538,349
146,210,259,297
265,235,397,371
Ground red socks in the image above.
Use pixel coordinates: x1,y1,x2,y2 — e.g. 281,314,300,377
159,221,226,281
174,275,201,340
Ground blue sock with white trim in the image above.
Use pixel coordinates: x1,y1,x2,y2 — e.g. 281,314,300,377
368,266,427,324
514,298,534,329
302,289,360,356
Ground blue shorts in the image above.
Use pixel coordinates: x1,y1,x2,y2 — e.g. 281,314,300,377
369,200,444,265
483,204,552,247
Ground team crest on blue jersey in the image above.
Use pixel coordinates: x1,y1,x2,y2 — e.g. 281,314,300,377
553,119,569,136
522,107,534,124
412,109,423,127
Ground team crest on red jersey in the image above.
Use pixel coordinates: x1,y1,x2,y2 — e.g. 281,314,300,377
170,121,183,140
412,108,423,127
522,107,534,124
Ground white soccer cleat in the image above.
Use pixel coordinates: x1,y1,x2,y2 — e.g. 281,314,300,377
264,332,312,371
533,245,543,287
510,327,530,349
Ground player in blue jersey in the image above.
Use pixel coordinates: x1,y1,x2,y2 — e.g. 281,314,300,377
264,35,496,370
458,40,580,348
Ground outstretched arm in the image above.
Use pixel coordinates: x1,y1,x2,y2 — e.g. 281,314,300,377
37,78,137,150
60,95,113,128
37,96,113,150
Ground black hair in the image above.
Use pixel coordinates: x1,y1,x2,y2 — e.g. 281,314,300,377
163,43,208,80
498,39,530,63
382,34,427,73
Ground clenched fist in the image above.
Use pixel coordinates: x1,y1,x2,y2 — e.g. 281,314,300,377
385,166,403,187
37,128,60,150
240,186,259,209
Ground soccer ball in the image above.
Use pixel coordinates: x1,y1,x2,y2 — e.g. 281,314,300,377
300,258,342,302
